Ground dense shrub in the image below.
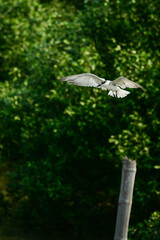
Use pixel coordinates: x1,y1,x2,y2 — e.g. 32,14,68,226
0,0,159,238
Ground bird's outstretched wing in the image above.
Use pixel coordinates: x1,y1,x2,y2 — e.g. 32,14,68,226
112,76,144,90
60,73,105,87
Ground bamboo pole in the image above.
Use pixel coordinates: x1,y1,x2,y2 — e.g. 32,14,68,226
114,156,137,240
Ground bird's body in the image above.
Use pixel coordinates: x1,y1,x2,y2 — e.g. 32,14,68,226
60,73,144,98
101,82,118,91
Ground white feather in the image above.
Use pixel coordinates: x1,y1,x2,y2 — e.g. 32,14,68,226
112,76,144,90
60,73,105,87
60,73,144,98
108,89,130,98
116,89,130,98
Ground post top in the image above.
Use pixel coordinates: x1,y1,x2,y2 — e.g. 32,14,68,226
123,156,136,169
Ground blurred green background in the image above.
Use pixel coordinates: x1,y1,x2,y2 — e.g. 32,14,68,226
0,0,160,239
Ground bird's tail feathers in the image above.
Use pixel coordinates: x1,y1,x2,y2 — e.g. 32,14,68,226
108,89,130,98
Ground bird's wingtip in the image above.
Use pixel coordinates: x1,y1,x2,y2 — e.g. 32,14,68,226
138,84,145,91
59,77,67,82
141,86,145,91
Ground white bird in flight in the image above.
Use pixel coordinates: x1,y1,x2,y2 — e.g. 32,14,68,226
60,73,144,98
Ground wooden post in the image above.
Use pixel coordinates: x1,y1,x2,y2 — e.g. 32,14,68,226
114,156,137,240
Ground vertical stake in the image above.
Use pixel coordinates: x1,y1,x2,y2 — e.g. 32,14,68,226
114,156,137,240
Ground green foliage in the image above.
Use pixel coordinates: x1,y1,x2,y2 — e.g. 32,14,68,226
129,211,160,240
0,0,160,237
